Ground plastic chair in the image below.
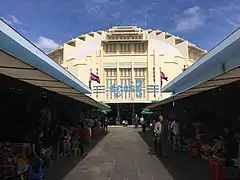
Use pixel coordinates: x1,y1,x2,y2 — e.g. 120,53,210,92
209,157,228,180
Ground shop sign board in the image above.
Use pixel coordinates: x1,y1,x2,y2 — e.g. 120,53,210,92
110,79,143,98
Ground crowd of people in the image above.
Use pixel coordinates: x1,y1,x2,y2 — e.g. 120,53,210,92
146,115,180,158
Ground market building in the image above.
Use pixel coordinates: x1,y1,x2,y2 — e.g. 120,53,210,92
48,26,206,123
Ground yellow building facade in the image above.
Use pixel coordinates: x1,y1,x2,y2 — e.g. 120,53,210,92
49,26,206,122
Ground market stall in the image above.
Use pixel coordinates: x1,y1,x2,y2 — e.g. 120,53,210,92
144,28,240,179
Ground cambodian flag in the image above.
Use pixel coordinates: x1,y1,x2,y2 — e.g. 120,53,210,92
160,71,168,81
90,73,100,83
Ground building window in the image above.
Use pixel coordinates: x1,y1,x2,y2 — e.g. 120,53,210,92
105,43,116,53
133,43,145,53
106,79,117,88
105,68,117,99
105,69,117,77
134,68,146,99
135,68,146,77
134,44,139,52
119,68,132,99
120,43,130,52
120,68,131,77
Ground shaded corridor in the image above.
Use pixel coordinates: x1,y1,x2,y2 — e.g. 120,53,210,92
62,127,173,180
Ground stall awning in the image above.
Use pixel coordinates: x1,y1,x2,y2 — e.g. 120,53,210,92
0,19,109,110
162,28,240,95
145,67,240,110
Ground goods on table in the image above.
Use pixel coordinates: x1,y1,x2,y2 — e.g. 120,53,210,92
188,140,200,156
0,142,30,179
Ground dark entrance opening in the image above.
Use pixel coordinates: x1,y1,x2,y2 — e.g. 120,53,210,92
107,103,151,125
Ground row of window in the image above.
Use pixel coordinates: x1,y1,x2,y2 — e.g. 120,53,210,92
135,68,146,77
105,68,146,77
104,43,146,52
105,69,117,77
107,35,143,40
120,68,131,77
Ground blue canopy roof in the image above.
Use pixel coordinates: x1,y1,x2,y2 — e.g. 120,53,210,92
0,19,90,93
0,19,109,110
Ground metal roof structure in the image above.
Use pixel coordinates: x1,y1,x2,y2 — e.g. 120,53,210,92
0,19,109,110
145,67,240,110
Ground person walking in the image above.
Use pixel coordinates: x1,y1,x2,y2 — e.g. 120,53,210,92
140,116,146,132
167,120,172,144
135,114,139,128
151,120,157,154
160,117,169,158
154,117,162,156
171,119,180,151
104,117,109,132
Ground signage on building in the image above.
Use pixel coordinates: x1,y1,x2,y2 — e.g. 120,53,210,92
110,79,143,98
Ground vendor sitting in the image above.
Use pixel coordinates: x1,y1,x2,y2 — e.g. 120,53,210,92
212,136,225,155
212,133,238,167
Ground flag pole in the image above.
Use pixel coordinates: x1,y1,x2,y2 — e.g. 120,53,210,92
89,69,92,90
159,67,162,100
153,49,156,100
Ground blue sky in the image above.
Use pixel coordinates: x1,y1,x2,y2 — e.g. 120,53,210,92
1,0,239,52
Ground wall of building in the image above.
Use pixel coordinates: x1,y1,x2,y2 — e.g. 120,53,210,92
48,26,207,103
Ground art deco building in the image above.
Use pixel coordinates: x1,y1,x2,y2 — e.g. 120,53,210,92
48,26,206,123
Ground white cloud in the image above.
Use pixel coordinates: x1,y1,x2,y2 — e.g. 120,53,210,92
1,15,22,25
91,0,110,3
208,4,240,29
175,5,205,33
34,36,60,52
84,0,125,19
10,15,22,24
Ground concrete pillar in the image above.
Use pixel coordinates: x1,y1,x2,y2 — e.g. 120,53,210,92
117,103,120,121
132,104,136,126
132,104,135,119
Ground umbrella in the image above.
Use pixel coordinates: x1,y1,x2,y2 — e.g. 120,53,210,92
141,109,153,115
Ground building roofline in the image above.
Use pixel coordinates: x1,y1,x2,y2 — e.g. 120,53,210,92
162,27,240,94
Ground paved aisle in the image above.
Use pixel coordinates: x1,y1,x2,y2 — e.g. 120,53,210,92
63,127,173,180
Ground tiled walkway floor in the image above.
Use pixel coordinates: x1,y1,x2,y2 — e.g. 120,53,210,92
62,127,174,180
51,127,212,180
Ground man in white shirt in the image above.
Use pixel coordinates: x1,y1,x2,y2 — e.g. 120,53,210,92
171,119,180,151
140,116,146,132
154,116,163,156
